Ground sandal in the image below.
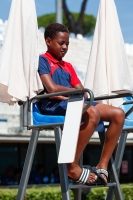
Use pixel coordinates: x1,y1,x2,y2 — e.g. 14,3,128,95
68,167,102,186
91,167,108,186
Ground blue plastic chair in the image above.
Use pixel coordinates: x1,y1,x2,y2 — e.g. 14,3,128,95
17,91,133,200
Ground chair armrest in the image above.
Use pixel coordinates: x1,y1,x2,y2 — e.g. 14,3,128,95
123,100,133,105
89,93,133,102
31,88,93,101
30,88,94,114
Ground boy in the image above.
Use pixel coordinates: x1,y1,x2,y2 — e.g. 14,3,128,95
38,22,125,185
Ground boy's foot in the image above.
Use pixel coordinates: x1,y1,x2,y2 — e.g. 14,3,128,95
93,166,108,185
68,165,108,185
67,165,98,184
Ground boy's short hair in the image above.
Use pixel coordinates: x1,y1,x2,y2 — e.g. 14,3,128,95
44,22,69,40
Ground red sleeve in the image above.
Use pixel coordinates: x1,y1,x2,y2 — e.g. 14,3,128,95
69,64,81,87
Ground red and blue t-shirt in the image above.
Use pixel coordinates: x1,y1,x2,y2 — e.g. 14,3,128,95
37,52,81,115
38,51,81,92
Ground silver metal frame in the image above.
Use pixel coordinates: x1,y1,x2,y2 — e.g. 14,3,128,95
16,89,133,200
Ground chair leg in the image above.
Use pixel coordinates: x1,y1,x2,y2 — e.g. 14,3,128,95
106,132,128,200
16,129,40,200
54,127,71,200
106,157,124,200
115,132,128,174
73,188,82,200
98,132,124,200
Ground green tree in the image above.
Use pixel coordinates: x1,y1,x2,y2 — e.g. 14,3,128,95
37,13,96,37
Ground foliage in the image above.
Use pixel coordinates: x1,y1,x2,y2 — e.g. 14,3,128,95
37,13,96,36
0,184,133,200
0,186,74,200
37,13,56,29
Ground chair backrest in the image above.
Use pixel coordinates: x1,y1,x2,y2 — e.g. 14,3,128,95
121,97,133,119
120,97,133,127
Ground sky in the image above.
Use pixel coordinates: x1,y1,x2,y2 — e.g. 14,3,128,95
0,0,133,44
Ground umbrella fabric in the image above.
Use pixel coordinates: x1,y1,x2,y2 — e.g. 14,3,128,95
0,0,43,105
84,0,133,107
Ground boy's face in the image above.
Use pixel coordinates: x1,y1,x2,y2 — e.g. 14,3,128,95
46,32,69,60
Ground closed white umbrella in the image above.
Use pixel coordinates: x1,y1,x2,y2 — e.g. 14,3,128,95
84,0,133,107
0,0,43,105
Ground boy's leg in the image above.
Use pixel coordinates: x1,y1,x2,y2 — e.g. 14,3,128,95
67,104,125,184
95,104,125,171
67,105,101,183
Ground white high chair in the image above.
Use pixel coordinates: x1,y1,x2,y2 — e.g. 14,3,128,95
16,90,133,200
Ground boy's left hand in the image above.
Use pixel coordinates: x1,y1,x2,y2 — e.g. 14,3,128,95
49,96,68,100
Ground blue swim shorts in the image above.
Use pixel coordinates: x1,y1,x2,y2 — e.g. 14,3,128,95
39,99,98,116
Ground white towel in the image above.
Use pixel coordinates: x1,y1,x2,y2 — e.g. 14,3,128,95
84,0,133,107
0,0,43,105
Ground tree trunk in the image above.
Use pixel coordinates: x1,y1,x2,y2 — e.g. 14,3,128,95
62,0,76,33
78,0,88,27
62,0,88,35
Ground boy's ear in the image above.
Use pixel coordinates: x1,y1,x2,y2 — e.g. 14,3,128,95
45,37,51,46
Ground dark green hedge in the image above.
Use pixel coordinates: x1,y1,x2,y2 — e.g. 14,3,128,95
0,184,133,200
0,186,69,200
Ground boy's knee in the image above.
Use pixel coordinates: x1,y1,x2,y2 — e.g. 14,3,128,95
114,108,125,124
86,106,100,125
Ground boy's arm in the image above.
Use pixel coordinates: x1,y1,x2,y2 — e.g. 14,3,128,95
40,74,88,100
40,74,76,100
75,83,88,100
40,74,76,93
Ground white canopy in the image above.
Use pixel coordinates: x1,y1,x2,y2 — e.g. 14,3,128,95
0,0,43,105
84,0,133,107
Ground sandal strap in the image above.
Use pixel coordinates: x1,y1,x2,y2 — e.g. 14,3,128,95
95,168,108,178
77,168,90,184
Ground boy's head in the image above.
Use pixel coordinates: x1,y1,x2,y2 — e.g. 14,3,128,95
44,22,69,60
44,22,69,40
